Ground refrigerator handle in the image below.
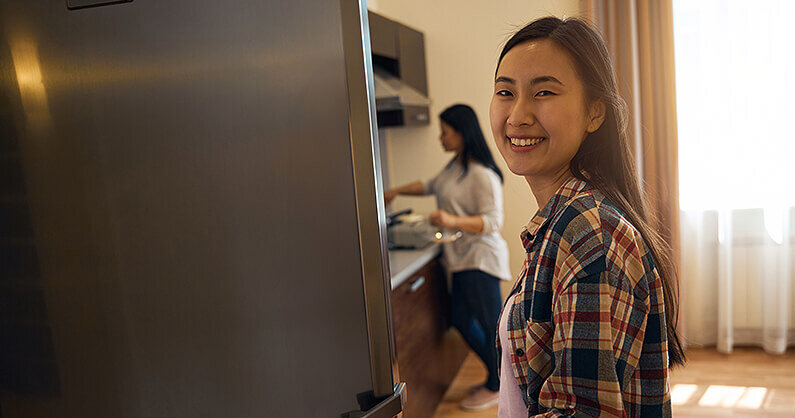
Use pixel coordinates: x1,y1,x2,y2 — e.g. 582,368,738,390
343,382,406,418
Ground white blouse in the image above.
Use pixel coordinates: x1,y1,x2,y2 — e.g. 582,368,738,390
423,160,511,280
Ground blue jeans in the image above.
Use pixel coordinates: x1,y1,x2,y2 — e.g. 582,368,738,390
451,269,502,392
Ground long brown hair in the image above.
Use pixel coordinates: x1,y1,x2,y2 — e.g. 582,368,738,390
497,17,686,366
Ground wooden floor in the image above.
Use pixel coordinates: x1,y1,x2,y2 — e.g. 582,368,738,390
432,347,795,417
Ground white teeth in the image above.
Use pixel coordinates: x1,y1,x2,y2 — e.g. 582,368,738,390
509,137,545,147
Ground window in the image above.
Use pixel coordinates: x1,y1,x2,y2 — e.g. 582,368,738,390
673,0,795,210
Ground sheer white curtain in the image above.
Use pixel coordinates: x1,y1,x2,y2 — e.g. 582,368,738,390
674,0,795,354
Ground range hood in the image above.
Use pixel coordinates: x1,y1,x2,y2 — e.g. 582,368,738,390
373,68,430,127
368,11,430,127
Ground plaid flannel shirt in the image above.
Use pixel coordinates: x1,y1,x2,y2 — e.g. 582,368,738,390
497,177,671,417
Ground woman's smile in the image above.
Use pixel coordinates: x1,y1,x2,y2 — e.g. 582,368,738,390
507,136,547,152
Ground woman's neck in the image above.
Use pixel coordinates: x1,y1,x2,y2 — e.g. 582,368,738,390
453,153,476,164
525,169,575,209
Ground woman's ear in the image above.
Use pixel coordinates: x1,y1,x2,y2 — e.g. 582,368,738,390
586,100,606,133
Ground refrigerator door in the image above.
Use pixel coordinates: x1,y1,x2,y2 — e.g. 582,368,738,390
0,0,398,416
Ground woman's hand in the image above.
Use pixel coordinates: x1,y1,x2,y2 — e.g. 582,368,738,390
429,209,458,229
384,181,425,206
384,189,399,205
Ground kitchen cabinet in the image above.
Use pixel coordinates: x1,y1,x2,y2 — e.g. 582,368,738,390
368,11,428,97
368,11,398,59
396,24,427,96
391,256,468,418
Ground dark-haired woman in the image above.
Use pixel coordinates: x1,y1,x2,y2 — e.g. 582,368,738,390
490,17,685,417
386,104,510,410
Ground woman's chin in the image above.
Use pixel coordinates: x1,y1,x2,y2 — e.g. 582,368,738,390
504,161,539,178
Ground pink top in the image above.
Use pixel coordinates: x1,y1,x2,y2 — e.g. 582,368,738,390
498,292,527,417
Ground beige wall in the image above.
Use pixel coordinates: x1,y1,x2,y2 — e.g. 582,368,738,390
370,0,582,289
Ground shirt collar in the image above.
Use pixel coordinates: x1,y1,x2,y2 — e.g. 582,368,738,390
521,176,590,245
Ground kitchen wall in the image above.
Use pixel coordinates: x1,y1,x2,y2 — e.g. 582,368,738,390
369,0,582,288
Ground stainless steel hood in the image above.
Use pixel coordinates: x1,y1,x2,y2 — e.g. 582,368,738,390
373,68,429,111
373,68,430,126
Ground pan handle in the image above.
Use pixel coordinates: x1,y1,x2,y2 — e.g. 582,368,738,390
386,208,412,226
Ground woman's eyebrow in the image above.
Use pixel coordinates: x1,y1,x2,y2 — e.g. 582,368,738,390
531,75,564,86
494,75,565,86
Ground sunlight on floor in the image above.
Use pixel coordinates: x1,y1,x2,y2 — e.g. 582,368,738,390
698,385,749,407
671,384,768,409
670,384,698,405
736,387,768,409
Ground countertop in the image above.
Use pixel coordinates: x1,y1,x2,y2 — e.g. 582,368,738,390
388,244,441,290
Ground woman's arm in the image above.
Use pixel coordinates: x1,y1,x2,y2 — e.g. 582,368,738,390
428,211,485,233
472,170,504,235
384,181,424,205
531,212,663,417
428,168,503,234
532,270,645,417
430,168,502,234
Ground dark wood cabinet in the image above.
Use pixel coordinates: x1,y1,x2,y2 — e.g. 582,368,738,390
396,25,427,97
368,11,398,59
368,11,428,97
392,258,468,418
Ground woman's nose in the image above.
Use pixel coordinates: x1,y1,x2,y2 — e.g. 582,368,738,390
507,99,536,127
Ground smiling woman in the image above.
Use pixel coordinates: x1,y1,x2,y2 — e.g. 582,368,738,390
490,17,685,417
490,39,605,205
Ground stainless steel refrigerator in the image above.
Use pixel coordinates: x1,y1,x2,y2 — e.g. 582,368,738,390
0,0,402,416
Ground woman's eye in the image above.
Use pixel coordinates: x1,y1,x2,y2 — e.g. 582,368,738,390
495,90,513,97
535,90,556,97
